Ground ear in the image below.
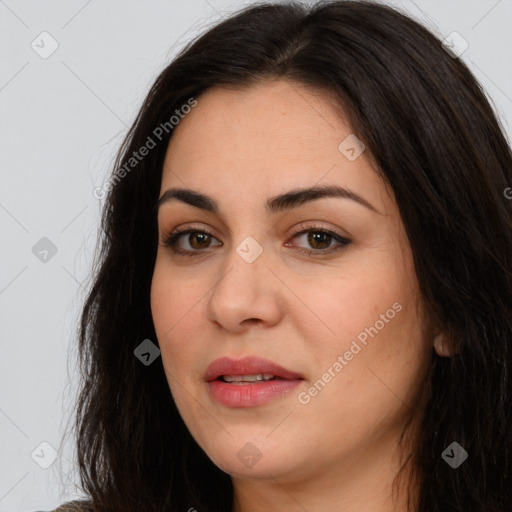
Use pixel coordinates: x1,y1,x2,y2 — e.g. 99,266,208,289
433,331,451,357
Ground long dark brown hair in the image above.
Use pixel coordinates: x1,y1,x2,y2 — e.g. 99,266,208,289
65,1,512,511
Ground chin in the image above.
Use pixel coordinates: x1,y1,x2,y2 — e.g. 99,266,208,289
212,452,292,480
199,435,300,479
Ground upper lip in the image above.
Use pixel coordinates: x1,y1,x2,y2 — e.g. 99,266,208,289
205,356,304,382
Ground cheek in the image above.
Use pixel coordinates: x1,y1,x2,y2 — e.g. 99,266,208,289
151,257,206,331
150,272,206,422
305,287,426,413
294,269,401,350
296,265,425,400
296,300,426,458
150,265,203,367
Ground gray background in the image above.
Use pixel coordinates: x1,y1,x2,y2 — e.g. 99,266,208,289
1,1,511,511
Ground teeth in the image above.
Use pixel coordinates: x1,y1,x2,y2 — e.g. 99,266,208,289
222,373,276,383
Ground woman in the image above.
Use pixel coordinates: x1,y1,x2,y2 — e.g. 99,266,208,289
53,0,512,511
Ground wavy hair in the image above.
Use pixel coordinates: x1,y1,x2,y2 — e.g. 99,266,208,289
68,1,512,511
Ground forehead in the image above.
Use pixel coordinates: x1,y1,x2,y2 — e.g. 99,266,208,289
160,79,391,214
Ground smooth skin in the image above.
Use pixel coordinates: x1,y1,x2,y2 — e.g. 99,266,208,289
150,79,447,512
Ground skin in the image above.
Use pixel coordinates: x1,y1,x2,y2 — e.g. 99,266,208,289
150,79,446,512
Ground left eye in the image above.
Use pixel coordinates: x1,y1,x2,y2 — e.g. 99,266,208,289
161,225,351,256
289,228,351,254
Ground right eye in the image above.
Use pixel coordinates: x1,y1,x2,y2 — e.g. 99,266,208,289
161,227,221,255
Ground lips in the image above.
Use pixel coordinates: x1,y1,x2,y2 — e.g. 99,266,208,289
205,356,304,407
204,356,303,382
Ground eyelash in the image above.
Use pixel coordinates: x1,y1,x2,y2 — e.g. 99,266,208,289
160,223,351,257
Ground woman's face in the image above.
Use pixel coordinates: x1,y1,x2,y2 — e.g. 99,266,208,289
151,79,433,484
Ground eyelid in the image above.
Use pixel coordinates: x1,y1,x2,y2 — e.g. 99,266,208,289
289,221,350,240
161,221,348,239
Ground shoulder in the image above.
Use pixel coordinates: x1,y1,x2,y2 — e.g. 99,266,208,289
51,499,94,511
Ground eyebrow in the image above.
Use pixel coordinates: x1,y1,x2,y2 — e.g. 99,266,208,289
156,184,380,215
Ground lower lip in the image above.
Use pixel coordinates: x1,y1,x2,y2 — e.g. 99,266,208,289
208,378,303,407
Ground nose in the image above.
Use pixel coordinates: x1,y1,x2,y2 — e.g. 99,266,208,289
204,240,284,333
